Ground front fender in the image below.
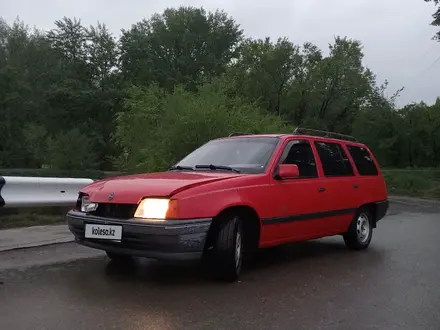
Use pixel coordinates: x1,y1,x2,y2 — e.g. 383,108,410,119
174,187,262,220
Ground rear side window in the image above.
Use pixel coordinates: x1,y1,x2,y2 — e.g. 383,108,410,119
346,145,379,176
314,141,354,177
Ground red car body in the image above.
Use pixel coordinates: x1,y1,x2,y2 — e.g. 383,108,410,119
67,131,389,281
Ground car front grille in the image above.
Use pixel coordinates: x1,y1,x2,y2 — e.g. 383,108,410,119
90,203,137,219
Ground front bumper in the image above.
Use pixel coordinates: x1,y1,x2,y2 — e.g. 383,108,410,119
66,210,212,261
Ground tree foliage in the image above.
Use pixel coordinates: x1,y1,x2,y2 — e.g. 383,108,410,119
0,6,439,173
119,7,242,91
425,0,440,40
113,81,289,171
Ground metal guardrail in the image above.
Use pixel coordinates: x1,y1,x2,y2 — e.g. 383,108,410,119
0,169,438,209
0,176,93,208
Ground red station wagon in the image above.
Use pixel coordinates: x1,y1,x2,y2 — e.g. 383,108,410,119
67,128,389,282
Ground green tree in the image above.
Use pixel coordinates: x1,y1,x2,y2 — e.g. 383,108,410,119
224,36,375,135
45,17,122,169
119,6,243,91
303,37,375,133
23,123,48,167
284,42,323,125
398,100,440,167
425,0,440,40
1,7,440,173
226,37,302,117
113,81,290,172
85,22,119,83
352,81,404,166
0,19,61,167
46,128,98,170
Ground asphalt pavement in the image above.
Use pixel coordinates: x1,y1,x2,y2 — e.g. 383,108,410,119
1,201,439,330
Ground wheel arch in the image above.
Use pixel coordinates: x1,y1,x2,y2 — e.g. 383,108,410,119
204,205,262,254
359,202,377,228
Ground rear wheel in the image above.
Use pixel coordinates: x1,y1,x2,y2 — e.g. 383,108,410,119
211,215,244,282
343,207,373,250
106,251,133,263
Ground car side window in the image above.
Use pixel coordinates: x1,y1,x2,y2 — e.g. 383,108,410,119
346,145,379,176
314,141,354,177
279,140,318,178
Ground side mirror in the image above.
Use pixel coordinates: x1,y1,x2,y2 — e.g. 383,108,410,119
278,164,299,179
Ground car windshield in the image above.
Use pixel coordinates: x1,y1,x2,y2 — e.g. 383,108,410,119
174,137,280,174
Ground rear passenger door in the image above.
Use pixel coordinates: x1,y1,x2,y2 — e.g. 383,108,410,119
313,141,357,234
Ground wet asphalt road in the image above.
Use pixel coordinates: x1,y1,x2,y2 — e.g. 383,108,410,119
1,202,440,330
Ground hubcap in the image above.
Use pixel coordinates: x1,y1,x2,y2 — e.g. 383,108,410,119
235,230,242,268
356,213,370,243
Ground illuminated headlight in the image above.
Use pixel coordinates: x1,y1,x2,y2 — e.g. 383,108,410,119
81,195,98,213
134,198,170,219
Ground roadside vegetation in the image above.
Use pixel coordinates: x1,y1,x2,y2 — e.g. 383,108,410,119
1,3,440,228
383,169,440,199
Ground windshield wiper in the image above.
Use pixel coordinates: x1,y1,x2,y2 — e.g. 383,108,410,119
168,165,195,171
194,164,241,173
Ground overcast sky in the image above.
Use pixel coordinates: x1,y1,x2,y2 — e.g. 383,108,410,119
2,0,439,107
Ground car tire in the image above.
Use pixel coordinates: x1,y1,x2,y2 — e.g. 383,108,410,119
106,251,133,263
343,207,373,250
212,215,244,282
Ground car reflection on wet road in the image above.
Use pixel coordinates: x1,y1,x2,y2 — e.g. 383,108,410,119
1,202,440,330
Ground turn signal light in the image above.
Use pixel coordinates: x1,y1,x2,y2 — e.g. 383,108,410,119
133,198,179,219
165,199,179,219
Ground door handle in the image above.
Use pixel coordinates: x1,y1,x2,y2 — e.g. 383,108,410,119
318,187,326,192
353,184,359,189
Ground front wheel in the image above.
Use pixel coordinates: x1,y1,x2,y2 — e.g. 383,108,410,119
212,215,244,282
343,207,373,250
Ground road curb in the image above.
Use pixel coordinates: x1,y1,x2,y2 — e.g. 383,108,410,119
0,224,73,252
0,237,74,252
388,195,440,206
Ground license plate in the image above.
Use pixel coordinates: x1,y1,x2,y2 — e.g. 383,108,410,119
85,224,122,240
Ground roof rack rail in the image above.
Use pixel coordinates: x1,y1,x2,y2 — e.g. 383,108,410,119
228,132,251,137
292,127,357,142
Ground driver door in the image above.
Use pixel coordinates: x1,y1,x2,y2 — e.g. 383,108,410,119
263,139,326,244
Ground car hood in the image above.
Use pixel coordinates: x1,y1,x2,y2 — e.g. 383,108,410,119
81,171,243,204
